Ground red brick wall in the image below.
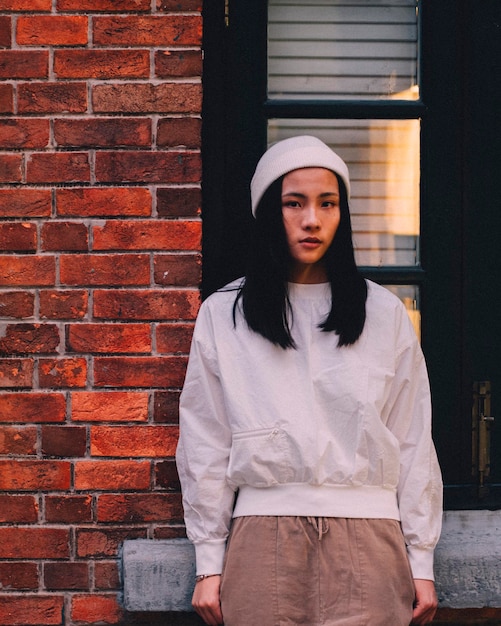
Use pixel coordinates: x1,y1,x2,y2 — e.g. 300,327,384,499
0,1,202,624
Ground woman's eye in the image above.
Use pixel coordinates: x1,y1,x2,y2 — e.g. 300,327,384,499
283,201,300,208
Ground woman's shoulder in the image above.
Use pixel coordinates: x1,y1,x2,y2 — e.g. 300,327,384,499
364,280,419,346
364,280,411,330
366,280,406,312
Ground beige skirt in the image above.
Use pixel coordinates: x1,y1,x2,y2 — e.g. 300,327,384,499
220,516,415,626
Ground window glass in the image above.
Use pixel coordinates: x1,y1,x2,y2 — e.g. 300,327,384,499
268,118,420,267
268,0,420,101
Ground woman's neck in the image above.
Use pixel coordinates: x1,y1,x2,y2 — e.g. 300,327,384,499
288,262,328,284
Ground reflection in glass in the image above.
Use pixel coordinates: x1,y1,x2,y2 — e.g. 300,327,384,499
268,119,420,267
268,0,420,101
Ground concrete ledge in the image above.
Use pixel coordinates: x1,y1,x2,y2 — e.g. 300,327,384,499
434,510,501,608
122,511,501,612
123,539,195,612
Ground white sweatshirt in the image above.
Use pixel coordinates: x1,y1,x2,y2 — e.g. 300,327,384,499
176,280,442,581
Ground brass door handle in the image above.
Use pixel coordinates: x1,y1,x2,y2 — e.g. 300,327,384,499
472,381,494,498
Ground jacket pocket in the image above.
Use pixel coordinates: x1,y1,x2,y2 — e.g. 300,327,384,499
227,426,296,488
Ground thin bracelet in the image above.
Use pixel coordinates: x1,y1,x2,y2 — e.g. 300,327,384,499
195,573,220,583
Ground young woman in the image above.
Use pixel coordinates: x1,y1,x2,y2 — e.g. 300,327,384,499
176,135,442,626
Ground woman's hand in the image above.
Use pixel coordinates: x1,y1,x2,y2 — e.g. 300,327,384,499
192,575,223,625
411,578,438,624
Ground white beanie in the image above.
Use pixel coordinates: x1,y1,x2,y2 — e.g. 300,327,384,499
250,135,350,216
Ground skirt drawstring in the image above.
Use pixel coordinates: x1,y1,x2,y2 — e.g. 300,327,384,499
306,516,330,540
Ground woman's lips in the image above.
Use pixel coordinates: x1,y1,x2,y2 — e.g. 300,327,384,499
299,237,322,247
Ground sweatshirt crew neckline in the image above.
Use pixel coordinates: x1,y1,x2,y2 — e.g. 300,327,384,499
287,281,330,299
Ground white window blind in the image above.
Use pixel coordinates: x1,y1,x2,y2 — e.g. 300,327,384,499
268,0,419,100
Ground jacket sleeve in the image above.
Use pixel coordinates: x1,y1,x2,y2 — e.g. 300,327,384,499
385,305,443,581
176,305,236,576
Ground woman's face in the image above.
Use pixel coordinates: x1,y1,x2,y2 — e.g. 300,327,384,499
281,167,341,283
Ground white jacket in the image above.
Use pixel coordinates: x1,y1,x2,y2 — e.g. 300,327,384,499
176,280,442,580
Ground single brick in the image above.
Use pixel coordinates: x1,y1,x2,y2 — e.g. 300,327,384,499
97,493,183,523
0,595,64,626
54,49,149,79
157,187,201,218
155,459,181,491
27,152,90,183
71,391,148,422
0,292,34,319
41,222,88,252
155,50,202,78
0,358,33,388
154,526,187,539
157,0,202,10
54,118,151,148
44,495,92,523
0,16,11,48
0,189,51,218
95,150,201,184
16,16,88,46
41,425,87,457
60,254,149,287
156,323,194,354
93,15,202,46
44,562,89,591
93,289,200,321
18,82,87,113
1,0,51,9
57,187,151,217
0,460,71,491
92,83,202,114
76,527,146,558
0,51,48,79
0,528,70,558
93,356,187,388
40,290,88,320
0,223,37,251
0,256,55,287
71,594,123,625
94,562,120,590
92,220,201,250
58,0,150,9
67,323,151,354
0,323,60,354
0,562,39,591
90,425,179,457
157,116,201,148
0,495,38,523
0,84,14,113
153,253,201,286
0,118,49,149
74,460,150,491
153,390,180,423
0,154,22,182
0,392,66,423
39,357,87,388
0,426,37,455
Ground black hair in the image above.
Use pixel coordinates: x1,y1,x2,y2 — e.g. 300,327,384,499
233,172,367,348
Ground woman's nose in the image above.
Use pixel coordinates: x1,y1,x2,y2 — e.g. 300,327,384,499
302,206,321,229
